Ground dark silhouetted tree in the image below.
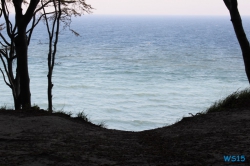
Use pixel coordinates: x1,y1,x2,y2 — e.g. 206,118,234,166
0,0,92,110
42,0,61,112
223,0,250,83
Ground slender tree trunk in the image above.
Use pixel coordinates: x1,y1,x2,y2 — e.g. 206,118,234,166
224,0,250,83
46,0,61,112
48,67,53,112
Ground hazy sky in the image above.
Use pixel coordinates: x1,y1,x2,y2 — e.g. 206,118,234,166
87,0,250,16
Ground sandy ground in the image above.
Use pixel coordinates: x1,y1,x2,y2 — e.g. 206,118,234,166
0,108,249,165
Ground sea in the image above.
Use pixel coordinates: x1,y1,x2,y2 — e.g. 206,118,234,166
0,15,249,131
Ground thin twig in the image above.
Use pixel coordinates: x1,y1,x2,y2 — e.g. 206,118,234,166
0,67,11,88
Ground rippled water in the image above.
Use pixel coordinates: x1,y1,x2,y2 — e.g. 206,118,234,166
0,15,249,131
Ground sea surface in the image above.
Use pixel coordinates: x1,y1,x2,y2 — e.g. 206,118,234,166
0,15,249,131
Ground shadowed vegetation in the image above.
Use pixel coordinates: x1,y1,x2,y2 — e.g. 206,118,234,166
204,88,250,113
0,106,107,128
77,111,89,122
0,104,7,111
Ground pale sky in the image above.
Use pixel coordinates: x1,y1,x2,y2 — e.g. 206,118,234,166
87,0,250,16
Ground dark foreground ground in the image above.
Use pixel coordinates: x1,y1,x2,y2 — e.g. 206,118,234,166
0,107,249,166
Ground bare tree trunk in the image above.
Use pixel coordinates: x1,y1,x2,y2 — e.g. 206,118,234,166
44,0,61,112
223,0,250,84
15,30,31,108
12,0,40,109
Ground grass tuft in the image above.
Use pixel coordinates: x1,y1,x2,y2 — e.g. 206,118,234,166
77,111,89,122
53,110,73,117
0,104,7,110
204,88,250,113
31,104,40,110
97,121,107,128
0,104,13,110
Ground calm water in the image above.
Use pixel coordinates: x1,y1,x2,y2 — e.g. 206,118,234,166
0,15,249,131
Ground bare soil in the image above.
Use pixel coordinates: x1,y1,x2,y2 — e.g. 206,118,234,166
0,108,249,166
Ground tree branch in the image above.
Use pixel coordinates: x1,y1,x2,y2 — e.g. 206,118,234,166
0,33,11,46
26,12,56,35
34,0,52,14
52,0,61,71
1,0,13,38
23,0,40,26
0,67,11,88
42,0,52,37
0,49,8,59
0,53,11,88
223,0,238,15
0,41,7,48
